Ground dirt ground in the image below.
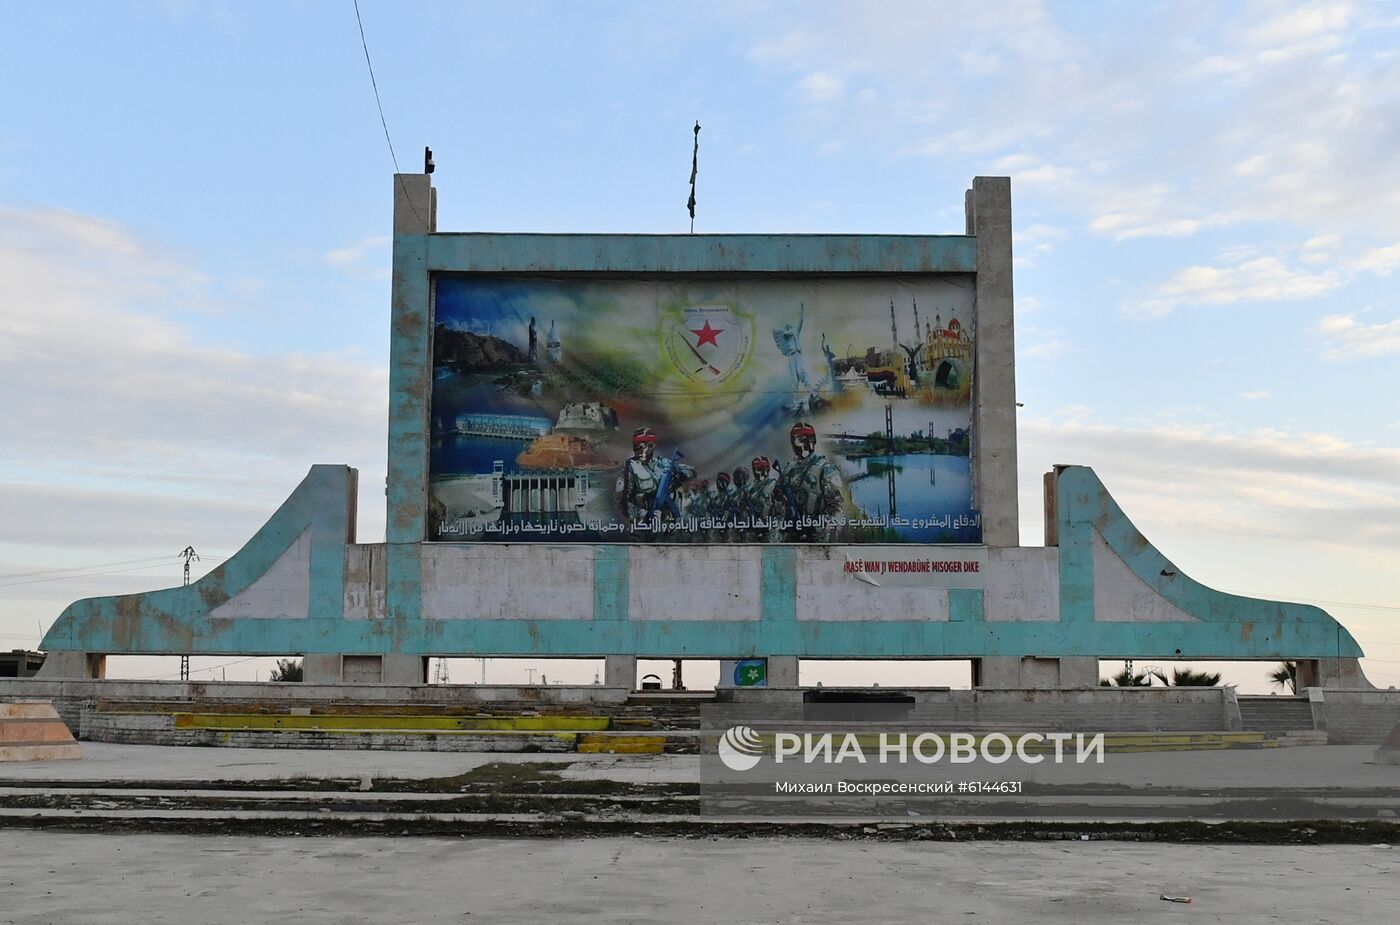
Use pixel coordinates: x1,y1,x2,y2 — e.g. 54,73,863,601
2,833,1396,924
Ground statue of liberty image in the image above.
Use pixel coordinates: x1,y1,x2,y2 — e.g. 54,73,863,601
821,333,842,392
772,302,814,393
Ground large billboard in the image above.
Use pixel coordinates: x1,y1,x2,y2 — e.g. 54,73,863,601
428,276,980,544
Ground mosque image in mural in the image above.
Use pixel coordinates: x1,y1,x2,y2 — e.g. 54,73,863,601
428,277,979,544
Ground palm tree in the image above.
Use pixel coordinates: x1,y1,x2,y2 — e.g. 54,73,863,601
1150,667,1222,687
1100,667,1153,687
268,658,303,682
1268,661,1297,694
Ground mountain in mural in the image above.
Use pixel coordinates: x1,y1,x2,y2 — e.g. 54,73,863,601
434,324,529,371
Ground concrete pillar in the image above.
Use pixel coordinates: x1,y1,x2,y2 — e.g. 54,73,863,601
767,656,800,688
604,655,636,689
302,654,341,684
382,655,429,685
968,176,1019,547
1298,657,1375,690
393,173,436,236
35,652,106,680
1222,687,1243,731
385,172,435,629
1058,657,1099,687
975,656,1092,689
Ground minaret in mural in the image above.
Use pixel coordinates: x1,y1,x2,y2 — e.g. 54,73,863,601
546,319,562,363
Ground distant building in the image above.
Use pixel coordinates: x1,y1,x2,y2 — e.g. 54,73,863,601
0,650,45,678
546,319,562,363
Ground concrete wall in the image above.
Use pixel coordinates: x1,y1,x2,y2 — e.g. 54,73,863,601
1312,689,1400,745
80,713,578,753
36,465,1364,679
1,679,630,734
729,686,1233,732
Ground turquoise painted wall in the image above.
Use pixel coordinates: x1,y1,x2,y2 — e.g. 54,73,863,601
40,465,1361,660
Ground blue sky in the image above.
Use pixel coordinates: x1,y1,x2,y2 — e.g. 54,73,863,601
2,1,1398,689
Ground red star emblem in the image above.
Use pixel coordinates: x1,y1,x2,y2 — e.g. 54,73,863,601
690,320,722,347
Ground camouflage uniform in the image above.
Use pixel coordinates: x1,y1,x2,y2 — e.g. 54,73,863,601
718,484,746,541
777,453,845,542
746,477,786,543
616,455,694,528
680,487,707,542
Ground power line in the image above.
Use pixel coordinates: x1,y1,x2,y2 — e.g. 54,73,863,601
351,0,427,228
128,656,260,681
353,0,400,173
0,556,172,582
1221,588,1400,614
0,557,226,590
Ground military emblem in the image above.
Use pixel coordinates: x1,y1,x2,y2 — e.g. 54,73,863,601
664,304,753,385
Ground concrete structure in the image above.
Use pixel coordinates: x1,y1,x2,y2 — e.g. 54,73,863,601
34,174,1372,690
0,650,44,678
0,701,81,761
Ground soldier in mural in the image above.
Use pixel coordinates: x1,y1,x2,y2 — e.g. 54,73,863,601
616,426,695,531
685,477,710,540
708,470,735,541
747,455,784,543
778,421,846,542
730,466,751,540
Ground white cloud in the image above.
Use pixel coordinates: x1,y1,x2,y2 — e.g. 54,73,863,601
325,235,390,268
796,70,846,104
1128,249,1343,316
1351,242,1400,275
1245,0,1356,55
1237,390,1272,400
740,0,1400,252
1300,233,1344,264
1021,337,1072,359
1019,415,1400,550
959,49,1001,76
0,207,389,550
1012,224,1066,267
1316,313,1400,358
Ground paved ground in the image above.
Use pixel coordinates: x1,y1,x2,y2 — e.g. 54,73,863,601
2,742,1395,791
1,833,1395,924
0,742,554,783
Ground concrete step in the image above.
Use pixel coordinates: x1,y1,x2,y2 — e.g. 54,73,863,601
1237,699,1315,735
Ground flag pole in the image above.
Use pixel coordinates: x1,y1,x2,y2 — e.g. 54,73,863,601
688,121,700,234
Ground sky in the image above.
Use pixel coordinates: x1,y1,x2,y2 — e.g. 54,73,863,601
1,0,1397,691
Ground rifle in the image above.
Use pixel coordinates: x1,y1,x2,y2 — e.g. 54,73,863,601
649,449,686,519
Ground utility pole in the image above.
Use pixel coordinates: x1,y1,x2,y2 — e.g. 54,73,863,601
524,667,538,685
179,546,199,681
180,546,200,586
433,658,449,684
